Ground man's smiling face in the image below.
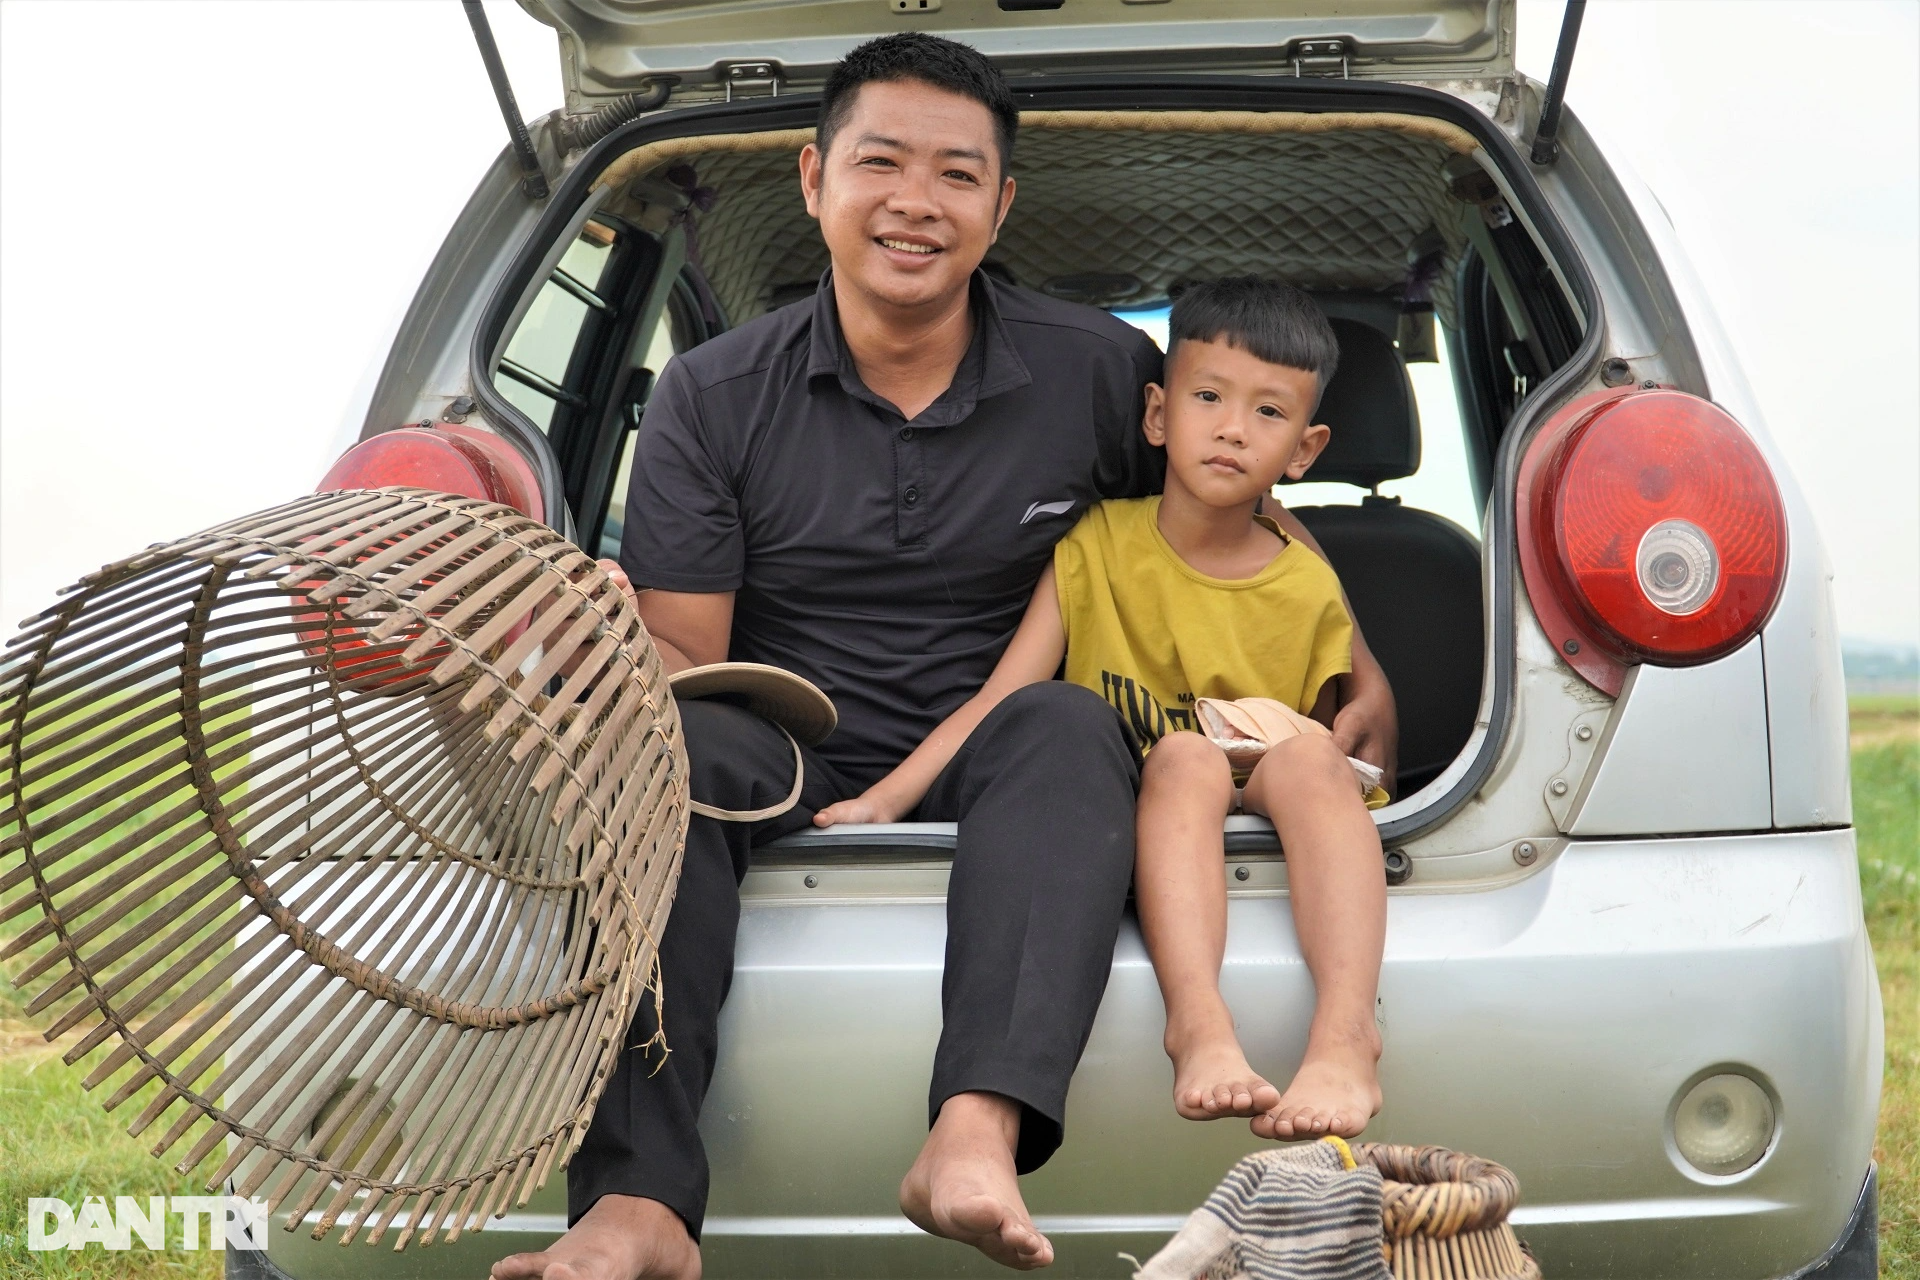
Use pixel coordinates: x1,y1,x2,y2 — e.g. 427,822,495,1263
801,77,1015,314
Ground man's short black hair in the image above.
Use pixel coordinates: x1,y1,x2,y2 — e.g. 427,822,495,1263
818,33,1018,174
1168,276,1341,409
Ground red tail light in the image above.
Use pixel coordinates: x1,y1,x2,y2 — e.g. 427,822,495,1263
318,423,542,524
1519,389,1787,696
299,423,546,691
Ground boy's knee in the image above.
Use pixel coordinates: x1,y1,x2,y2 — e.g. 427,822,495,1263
1141,730,1230,784
1254,732,1352,793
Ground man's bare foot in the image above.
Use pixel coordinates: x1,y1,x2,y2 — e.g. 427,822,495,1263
490,1194,699,1280
899,1091,1053,1270
1251,1026,1383,1140
1165,1014,1281,1120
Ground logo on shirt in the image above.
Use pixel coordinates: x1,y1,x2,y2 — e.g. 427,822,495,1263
1020,499,1076,525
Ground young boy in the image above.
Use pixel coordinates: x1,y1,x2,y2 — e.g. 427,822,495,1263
815,276,1386,1141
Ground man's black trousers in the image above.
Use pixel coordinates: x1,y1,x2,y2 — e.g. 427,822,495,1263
568,681,1140,1239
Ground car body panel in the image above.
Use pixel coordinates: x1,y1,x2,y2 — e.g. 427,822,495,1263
515,0,1514,108
1540,113,1851,831
363,143,553,435
1565,637,1772,837
1516,108,1708,399
1761,547,1852,829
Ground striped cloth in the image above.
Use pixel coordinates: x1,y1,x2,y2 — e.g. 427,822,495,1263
1134,1140,1391,1280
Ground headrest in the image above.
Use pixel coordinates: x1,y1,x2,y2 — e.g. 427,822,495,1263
1292,316,1421,489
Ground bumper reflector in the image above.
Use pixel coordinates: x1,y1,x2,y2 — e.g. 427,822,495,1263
1673,1073,1775,1176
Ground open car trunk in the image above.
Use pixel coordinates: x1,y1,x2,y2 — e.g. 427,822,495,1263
483,82,1589,815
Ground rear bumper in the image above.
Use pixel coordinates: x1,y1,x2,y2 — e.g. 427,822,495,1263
1784,1164,1877,1279
250,829,1882,1279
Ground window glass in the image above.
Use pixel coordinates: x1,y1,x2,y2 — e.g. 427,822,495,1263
598,309,681,560
1113,304,1169,352
503,286,590,384
493,221,620,436
1112,306,1481,539
1281,343,1479,539
497,373,556,431
558,224,615,291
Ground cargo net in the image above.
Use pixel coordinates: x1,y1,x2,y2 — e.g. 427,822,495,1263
0,489,688,1249
598,110,1476,326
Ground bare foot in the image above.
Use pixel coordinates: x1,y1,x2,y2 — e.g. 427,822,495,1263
1251,1027,1383,1140
1166,1015,1281,1120
490,1194,699,1280
899,1091,1053,1270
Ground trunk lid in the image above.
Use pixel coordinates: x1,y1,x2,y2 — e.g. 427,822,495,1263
515,0,1515,110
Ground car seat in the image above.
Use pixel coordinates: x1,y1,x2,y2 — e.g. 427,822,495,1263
1288,317,1485,798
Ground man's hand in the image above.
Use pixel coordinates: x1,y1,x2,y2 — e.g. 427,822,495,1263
598,558,638,609
814,792,908,828
546,559,642,681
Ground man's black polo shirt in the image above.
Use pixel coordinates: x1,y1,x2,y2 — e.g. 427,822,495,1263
619,269,1163,787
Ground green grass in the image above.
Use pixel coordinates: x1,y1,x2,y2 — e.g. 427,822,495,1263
1857,695,1919,1274
1855,695,1920,928
0,680,246,1278
0,1035,224,1279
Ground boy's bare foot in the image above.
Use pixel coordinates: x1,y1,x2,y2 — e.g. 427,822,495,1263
490,1194,699,1280
1165,1015,1281,1120
899,1091,1053,1270
1252,1026,1383,1140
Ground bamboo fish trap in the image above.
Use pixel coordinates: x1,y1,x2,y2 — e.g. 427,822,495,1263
0,488,689,1249
1355,1144,1541,1279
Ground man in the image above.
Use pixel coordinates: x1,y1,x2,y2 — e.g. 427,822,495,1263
495,32,1396,1280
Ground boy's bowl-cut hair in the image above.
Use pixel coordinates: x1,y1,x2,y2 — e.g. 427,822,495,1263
817,33,1019,174
1169,276,1342,410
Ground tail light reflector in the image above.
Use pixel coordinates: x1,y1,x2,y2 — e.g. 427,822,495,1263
1519,388,1787,695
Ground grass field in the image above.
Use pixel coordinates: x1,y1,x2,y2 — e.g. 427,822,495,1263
1856,695,1919,1272
1,699,1916,1278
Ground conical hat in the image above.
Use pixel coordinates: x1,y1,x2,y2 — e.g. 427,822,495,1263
0,488,688,1249
669,661,837,745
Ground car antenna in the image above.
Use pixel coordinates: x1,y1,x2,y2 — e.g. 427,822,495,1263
461,0,550,199
1529,0,1587,166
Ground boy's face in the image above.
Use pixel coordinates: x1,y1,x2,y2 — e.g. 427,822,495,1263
1144,337,1332,509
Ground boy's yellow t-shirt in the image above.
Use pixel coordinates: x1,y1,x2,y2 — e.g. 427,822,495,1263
1052,496,1353,749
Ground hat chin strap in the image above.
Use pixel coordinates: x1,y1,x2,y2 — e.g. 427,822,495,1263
688,727,807,822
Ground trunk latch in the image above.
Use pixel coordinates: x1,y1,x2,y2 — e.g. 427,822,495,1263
721,61,785,101
1287,38,1352,79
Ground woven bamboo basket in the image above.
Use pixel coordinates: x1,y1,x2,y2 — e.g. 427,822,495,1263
0,488,688,1248
1354,1144,1540,1279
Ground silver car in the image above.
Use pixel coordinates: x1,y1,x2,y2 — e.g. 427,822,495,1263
234,1,1882,1275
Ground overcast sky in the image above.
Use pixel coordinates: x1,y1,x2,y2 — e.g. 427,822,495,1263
1,0,1915,646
